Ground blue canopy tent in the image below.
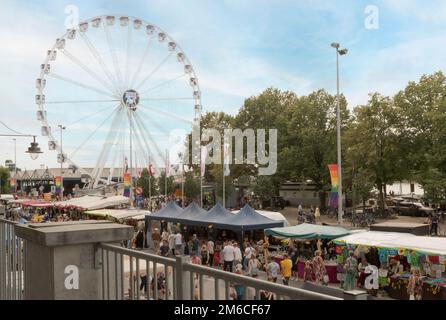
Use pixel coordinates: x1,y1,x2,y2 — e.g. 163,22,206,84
187,202,235,229
145,201,183,223
224,205,284,231
175,202,207,224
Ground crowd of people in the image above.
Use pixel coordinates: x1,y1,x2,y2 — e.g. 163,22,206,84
140,225,435,300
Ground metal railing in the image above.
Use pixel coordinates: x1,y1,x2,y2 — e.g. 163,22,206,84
0,218,25,300
98,243,341,300
99,243,176,300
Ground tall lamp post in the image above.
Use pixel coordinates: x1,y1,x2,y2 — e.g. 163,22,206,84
57,125,66,197
331,42,348,225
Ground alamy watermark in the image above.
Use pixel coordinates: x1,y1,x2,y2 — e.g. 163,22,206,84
364,5,380,30
168,126,277,176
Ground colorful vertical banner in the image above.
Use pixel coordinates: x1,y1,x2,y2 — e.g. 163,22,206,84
123,173,131,197
328,164,339,208
9,178,16,188
55,176,62,195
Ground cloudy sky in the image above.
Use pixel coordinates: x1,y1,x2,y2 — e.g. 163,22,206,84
1,0,446,171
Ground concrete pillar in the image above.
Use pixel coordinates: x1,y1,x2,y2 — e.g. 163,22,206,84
15,220,133,300
174,255,191,300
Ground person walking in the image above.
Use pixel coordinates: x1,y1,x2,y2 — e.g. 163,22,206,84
263,236,270,262
174,232,182,256
297,204,303,222
280,254,292,286
407,267,423,300
243,243,254,271
152,228,161,253
161,229,169,244
304,260,313,282
313,250,329,285
207,238,215,267
248,254,261,277
431,213,439,236
343,251,358,291
191,234,200,256
315,206,321,222
231,269,246,300
201,243,208,265
233,242,242,267
266,258,280,283
168,232,176,256
222,241,236,272
159,240,170,257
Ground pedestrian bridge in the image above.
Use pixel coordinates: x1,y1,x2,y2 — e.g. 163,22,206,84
0,218,367,300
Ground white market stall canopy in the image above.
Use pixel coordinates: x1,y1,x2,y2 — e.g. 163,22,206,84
84,208,150,221
54,195,130,210
334,231,446,256
0,194,14,201
265,223,352,240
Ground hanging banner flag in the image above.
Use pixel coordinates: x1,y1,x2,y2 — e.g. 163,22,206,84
148,164,155,177
165,150,170,176
136,162,141,178
200,146,207,177
55,176,62,195
328,164,338,208
223,142,230,177
9,178,16,188
124,157,129,173
123,172,131,197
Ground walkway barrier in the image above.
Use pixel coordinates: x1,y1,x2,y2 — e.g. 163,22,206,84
5,221,352,300
0,218,25,300
98,243,342,300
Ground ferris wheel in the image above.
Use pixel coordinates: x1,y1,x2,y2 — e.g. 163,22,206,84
35,15,202,189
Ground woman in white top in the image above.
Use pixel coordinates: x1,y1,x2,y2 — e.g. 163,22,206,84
248,254,261,277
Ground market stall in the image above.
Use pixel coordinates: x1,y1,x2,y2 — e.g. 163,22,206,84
54,195,130,211
265,224,353,284
334,231,446,300
84,208,150,222
146,201,183,222
265,223,351,240
175,202,207,224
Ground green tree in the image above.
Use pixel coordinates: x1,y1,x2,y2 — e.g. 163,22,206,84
184,170,200,201
285,89,350,209
393,72,446,205
252,175,280,202
0,167,11,194
233,88,298,195
346,93,403,210
136,168,158,198
157,171,175,196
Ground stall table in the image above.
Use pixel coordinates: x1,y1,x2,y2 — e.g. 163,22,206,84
388,274,446,300
296,260,339,284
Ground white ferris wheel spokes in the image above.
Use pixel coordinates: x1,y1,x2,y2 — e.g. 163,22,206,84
36,15,202,189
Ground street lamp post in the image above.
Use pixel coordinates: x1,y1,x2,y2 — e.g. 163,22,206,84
0,134,42,160
58,125,66,198
331,42,348,225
